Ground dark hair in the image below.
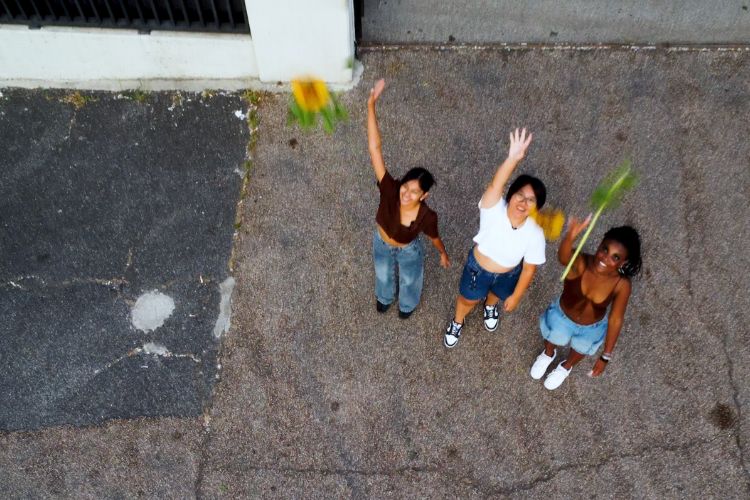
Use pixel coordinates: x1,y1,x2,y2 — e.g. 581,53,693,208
506,174,547,209
400,167,435,193
603,226,642,278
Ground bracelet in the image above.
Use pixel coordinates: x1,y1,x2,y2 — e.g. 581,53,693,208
600,353,611,362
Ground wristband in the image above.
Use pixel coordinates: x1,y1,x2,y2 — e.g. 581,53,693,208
600,353,611,362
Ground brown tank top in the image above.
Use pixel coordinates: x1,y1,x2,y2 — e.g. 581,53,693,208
560,265,621,322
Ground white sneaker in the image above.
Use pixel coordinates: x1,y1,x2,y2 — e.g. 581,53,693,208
443,320,463,348
530,349,556,380
544,363,572,390
483,303,500,332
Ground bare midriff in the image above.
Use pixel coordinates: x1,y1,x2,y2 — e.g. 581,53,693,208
559,299,605,326
377,224,409,247
472,246,516,274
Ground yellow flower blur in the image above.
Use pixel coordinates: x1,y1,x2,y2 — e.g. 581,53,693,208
530,207,566,241
291,78,331,113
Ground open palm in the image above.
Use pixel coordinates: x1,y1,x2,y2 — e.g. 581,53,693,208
507,127,532,162
369,79,386,104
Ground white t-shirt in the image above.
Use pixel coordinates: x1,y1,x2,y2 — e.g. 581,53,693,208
472,197,546,267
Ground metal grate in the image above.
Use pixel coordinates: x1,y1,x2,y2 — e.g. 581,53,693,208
0,0,250,34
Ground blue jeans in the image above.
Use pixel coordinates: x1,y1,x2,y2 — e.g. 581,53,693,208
373,230,424,313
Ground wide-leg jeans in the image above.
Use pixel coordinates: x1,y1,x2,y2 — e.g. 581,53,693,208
373,230,425,313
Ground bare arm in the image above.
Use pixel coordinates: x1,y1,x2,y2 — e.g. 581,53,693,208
558,215,591,279
480,128,533,209
429,237,451,268
367,79,387,182
590,279,632,377
503,262,537,312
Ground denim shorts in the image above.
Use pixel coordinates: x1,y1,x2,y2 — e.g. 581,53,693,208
539,297,607,356
458,247,522,301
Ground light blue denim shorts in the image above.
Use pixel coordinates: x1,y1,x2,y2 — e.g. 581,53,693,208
539,297,607,356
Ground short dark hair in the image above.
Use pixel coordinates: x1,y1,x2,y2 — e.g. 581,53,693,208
506,174,547,209
603,226,642,278
400,167,435,193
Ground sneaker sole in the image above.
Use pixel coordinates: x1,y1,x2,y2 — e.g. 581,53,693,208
483,321,498,332
443,337,458,348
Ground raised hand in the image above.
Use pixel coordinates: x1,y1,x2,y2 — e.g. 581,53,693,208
507,127,533,163
566,214,592,241
368,79,386,105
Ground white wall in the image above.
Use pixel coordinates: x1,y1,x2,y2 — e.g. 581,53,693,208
0,0,356,90
245,0,355,84
0,25,259,90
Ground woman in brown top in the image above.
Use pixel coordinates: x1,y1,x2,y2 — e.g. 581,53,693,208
368,79,451,318
529,218,642,390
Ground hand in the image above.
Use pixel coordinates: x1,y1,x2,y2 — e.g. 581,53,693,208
368,79,386,105
566,214,592,241
439,253,451,268
503,294,521,312
507,127,533,163
588,358,608,377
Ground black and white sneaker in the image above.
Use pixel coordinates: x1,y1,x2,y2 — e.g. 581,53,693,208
483,302,499,332
443,320,463,348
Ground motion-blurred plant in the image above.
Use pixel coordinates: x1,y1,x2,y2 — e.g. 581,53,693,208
288,77,347,133
560,159,638,281
530,207,566,241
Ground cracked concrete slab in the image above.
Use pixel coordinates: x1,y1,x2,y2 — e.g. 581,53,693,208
200,47,750,496
1,46,749,497
0,90,248,430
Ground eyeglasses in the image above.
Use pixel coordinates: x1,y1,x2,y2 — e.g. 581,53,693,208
513,192,537,205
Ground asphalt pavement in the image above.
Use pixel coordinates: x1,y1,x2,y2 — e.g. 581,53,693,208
1,47,749,498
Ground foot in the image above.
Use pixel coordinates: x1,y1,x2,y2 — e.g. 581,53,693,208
530,349,556,380
443,320,463,348
376,300,391,313
544,362,571,390
483,302,500,332
398,309,414,319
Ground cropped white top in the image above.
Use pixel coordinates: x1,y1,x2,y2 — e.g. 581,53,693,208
472,197,546,267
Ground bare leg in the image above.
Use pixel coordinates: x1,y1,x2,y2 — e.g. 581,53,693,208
562,349,586,370
543,340,558,357
453,295,481,324
485,291,500,307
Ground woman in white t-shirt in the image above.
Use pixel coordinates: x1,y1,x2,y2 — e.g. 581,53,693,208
444,128,547,348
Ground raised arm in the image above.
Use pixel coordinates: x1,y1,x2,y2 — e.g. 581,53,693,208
480,128,533,209
589,279,632,377
367,79,387,182
558,215,592,279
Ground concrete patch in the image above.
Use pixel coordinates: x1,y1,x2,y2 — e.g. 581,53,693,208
131,291,175,333
213,277,235,339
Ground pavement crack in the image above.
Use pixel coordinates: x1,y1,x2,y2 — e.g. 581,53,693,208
94,343,201,375
486,435,730,496
720,322,750,482
224,463,443,478
94,347,142,374
1,275,128,292
124,247,134,273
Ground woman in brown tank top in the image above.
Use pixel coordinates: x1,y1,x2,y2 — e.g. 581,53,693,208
529,219,642,390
